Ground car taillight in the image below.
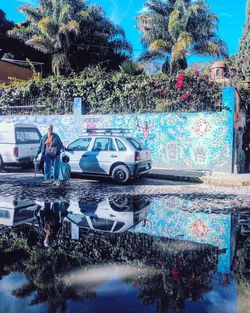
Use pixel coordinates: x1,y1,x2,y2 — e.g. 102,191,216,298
12,199,18,206
13,147,19,157
134,151,140,162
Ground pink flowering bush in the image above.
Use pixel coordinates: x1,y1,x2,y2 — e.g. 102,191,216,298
0,66,222,114
181,93,189,101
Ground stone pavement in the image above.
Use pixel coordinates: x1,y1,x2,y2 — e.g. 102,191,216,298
146,168,250,187
0,169,250,212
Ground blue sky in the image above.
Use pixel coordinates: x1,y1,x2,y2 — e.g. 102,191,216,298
0,0,247,64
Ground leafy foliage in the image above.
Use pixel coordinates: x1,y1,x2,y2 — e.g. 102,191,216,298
0,9,14,34
137,0,227,74
0,222,218,313
8,0,131,74
236,0,250,82
0,67,222,115
0,9,15,58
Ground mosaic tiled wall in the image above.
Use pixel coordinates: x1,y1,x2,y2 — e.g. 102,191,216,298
0,87,235,172
131,196,237,273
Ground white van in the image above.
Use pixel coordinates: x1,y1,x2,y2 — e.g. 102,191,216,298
0,122,41,170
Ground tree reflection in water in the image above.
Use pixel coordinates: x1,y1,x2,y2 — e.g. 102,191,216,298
0,221,221,313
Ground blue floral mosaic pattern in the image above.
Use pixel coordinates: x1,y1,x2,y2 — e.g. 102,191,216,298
0,87,235,172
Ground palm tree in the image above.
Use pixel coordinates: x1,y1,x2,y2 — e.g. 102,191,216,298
236,0,250,82
9,0,131,75
137,0,227,74
0,9,14,34
119,60,144,75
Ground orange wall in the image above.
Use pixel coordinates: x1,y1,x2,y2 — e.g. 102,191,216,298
0,60,33,84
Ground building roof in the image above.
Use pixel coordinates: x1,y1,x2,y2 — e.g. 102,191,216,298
1,57,44,68
210,61,226,69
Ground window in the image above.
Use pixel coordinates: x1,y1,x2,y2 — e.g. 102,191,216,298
14,208,34,222
92,138,116,151
126,137,145,150
0,209,10,219
67,138,92,151
113,221,125,232
215,69,221,78
15,128,41,144
116,139,127,151
90,217,114,231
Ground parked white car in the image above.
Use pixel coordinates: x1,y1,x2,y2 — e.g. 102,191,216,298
64,129,152,183
0,122,41,170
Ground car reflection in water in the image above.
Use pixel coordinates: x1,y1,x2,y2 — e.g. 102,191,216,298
66,195,151,235
0,196,38,227
1,196,249,313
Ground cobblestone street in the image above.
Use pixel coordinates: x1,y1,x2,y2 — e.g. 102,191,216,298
1,167,250,212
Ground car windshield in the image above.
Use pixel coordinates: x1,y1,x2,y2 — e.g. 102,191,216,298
126,137,145,150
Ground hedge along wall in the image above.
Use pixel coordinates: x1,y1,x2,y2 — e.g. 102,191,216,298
0,87,235,173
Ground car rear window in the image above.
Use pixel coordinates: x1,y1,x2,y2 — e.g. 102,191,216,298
116,139,127,151
126,137,145,150
113,221,125,232
15,127,41,144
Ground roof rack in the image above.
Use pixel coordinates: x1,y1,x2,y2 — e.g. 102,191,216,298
85,128,132,136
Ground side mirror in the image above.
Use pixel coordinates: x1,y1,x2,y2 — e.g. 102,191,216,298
64,145,70,151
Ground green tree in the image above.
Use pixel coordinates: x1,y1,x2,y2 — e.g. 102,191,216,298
137,0,227,74
236,0,250,82
0,9,14,34
0,9,14,58
9,0,131,75
119,60,144,75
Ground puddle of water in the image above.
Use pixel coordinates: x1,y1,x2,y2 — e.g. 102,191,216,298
0,195,249,313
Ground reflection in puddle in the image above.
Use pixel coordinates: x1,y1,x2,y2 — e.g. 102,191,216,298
67,196,151,235
0,195,249,313
132,197,238,273
0,196,38,226
63,264,156,287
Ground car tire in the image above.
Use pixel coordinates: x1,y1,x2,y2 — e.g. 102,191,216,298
0,155,4,171
112,165,130,184
109,196,129,211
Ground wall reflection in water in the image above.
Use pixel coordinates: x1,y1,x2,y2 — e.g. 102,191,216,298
0,195,249,313
131,196,238,273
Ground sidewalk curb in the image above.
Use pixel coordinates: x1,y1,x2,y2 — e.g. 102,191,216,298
145,172,203,183
145,171,250,187
201,177,250,187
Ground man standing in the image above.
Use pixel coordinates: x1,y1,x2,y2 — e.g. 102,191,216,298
36,125,64,183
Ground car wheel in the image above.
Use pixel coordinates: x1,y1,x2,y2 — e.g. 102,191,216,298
0,155,4,171
112,165,130,184
109,196,129,211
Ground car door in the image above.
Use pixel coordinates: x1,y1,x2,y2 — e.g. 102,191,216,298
65,137,92,172
80,137,117,174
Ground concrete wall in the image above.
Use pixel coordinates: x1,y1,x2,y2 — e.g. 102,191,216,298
0,87,235,172
0,60,33,84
